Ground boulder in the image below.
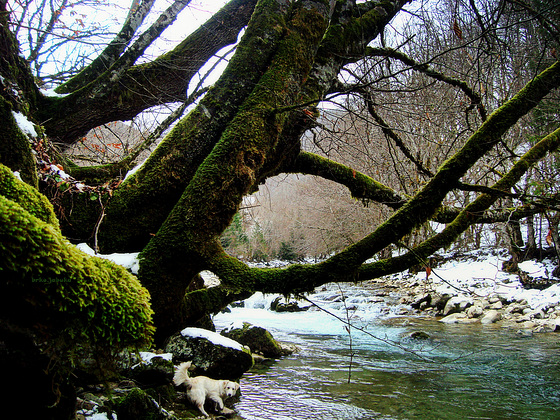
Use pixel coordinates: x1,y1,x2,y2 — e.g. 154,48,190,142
430,293,452,313
411,293,431,310
113,388,179,420
408,331,431,340
165,327,253,380
443,296,473,316
481,310,502,325
466,304,484,319
440,313,466,324
221,322,292,358
128,353,174,387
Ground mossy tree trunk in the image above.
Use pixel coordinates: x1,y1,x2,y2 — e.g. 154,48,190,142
3,0,560,349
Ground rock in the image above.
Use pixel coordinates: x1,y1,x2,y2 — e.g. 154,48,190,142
440,313,468,324
443,296,473,316
221,322,291,358
270,296,310,312
165,327,253,380
411,293,431,309
504,302,528,315
481,310,501,324
128,354,174,387
466,304,484,319
543,318,560,332
489,300,503,310
409,331,431,340
113,388,179,420
430,293,452,313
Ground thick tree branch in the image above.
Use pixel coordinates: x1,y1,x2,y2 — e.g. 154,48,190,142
56,0,158,93
35,0,258,144
359,125,560,279
208,60,560,297
95,0,291,253
139,0,334,342
290,151,406,209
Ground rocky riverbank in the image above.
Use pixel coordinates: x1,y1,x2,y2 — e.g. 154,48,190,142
372,249,560,334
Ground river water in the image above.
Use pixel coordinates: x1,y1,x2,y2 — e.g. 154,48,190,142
213,282,560,420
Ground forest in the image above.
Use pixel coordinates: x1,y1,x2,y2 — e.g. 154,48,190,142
1,0,559,417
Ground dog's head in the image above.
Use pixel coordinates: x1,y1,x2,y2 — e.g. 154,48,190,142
222,380,240,398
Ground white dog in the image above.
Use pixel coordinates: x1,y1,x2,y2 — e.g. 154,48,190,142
173,361,240,417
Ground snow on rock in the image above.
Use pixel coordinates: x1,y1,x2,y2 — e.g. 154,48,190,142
180,327,243,351
139,351,173,364
76,242,140,274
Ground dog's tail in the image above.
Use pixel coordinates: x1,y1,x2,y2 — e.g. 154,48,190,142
173,361,192,387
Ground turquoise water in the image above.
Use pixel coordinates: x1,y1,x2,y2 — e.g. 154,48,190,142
214,289,560,420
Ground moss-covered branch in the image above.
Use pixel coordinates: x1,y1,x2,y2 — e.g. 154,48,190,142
0,165,154,352
291,151,406,208
138,0,333,341
205,60,560,296
359,125,560,279
97,0,292,252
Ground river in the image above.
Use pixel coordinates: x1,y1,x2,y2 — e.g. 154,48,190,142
213,282,560,420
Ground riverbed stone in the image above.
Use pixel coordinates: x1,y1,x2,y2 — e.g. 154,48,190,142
466,304,484,318
440,313,478,324
481,310,501,324
220,322,291,358
443,296,473,316
165,329,253,380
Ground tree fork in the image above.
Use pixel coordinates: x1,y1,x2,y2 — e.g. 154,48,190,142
96,0,292,253
139,0,333,343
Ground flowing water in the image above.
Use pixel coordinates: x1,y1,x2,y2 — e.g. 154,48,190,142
213,283,560,420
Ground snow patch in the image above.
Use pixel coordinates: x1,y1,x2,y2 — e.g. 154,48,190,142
124,159,146,180
139,351,173,364
40,88,69,97
12,111,37,137
413,250,560,309
180,327,243,351
76,243,140,274
50,164,71,180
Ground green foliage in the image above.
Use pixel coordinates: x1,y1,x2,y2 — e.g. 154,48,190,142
221,212,249,249
277,241,299,261
0,166,154,354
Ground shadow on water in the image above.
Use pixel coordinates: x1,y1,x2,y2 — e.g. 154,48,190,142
215,299,560,420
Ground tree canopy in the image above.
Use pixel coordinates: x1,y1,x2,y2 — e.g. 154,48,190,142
1,0,560,411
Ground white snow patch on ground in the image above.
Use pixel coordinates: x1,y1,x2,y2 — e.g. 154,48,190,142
180,327,243,351
50,164,71,179
413,250,560,309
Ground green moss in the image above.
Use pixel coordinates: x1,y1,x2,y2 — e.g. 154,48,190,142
0,190,154,352
0,98,39,188
0,163,58,226
114,388,168,420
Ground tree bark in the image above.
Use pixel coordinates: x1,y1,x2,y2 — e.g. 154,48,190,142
34,0,258,145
